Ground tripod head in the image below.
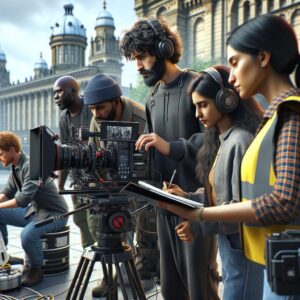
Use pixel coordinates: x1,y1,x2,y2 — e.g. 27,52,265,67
88,193,132,254
35,191,152,255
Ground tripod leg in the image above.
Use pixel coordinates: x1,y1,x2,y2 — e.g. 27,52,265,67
78,259,97,300
66,254,89,300
114,258,129,300
129,258,147,300
123,260,138,300
101,258,118,300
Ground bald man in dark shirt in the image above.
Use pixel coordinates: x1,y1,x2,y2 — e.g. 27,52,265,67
53,75,93,248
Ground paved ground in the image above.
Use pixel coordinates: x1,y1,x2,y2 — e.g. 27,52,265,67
0,170,223,299
1,198,164,300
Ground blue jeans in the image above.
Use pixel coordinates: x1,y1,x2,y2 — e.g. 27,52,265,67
0,207,67,268
218,233,264,300
263,269,300,300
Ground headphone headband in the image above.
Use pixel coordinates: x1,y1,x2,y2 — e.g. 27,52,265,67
145,17,174,59
146,17,167,41
203,67,225,89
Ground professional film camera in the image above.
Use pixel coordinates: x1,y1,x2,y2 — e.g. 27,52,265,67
266,229,300,296
30,121,153,300
30,121,152,191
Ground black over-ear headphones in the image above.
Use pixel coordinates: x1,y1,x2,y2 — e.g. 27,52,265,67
202,67,239,114
146,17,174,59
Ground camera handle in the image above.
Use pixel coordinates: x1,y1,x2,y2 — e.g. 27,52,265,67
34,203,94,227
131,203,152,216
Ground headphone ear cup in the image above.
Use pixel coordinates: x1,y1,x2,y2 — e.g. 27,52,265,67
157,39,174,59
215,88,239,114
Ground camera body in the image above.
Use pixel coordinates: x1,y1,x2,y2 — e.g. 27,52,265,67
266,229,300,295
30,121,152,191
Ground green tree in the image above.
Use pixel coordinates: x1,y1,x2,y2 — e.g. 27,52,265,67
189,57,220,72
128,76,150,105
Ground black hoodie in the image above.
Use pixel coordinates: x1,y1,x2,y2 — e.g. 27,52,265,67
146,70,204,193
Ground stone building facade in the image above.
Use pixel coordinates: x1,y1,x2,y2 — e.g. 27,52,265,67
134,0,300,67
0,1,123,153
0,0,300,154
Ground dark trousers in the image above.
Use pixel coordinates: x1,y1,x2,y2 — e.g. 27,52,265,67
72,194,94,248
158,213,220,300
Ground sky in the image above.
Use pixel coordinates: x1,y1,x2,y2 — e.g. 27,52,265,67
0,0,138,87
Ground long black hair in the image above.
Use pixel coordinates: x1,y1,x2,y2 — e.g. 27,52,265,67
190,65,263,183
227,14,300,87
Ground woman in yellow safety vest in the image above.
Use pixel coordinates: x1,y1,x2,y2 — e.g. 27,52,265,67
158,14,300,300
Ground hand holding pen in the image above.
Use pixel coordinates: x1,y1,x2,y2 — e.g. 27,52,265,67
168,169,177,189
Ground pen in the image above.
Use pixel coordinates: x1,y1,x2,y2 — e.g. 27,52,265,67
168,169,177,189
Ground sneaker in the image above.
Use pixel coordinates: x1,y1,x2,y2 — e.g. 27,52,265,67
8,255,24,265
21,268,43,286
22,255,30,276
119,263,154,292
92,275,117,298
140,278,155,292
92,277,108,298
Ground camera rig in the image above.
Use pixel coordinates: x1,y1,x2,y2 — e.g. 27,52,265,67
30,122,153,299
29,121,152,192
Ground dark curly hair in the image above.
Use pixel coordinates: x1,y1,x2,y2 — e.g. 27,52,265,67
189,65,264,183
120,17,182,64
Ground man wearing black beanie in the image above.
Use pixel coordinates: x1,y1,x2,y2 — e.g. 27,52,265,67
84,74,145,145
83,73,148,297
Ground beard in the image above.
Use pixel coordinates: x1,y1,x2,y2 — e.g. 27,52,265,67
96,104,116,122
140,58,166,87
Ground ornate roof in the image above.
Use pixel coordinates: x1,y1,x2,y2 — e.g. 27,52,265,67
95,0,115,28
51,1,86,37
34,53,48,70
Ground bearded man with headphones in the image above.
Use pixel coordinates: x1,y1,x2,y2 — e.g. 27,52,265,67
120,17,219,300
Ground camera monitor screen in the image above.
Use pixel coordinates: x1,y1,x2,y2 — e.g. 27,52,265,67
100,121,139,141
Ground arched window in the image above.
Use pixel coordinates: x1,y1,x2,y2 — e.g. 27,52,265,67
268,0,274,12
64,46,68,63
244,1,250,22
58,46,63,64
291,9,300,48
280,0,287,6
230,0,239,31
213,0,223,59
255,0,262,16
194,18,206,58
70,46,75,64
157,7,167,18
96,42,101,52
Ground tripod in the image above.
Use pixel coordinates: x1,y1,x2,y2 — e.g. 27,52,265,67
66,243,146,300
65,194,147,300
36,191,149,300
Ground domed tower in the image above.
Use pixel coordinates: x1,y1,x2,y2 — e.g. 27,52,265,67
49,1,87,74
89,0,123,83
0,45,10,88
34,53,49,79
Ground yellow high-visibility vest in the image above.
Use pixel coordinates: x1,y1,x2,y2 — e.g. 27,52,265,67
240,96,300,265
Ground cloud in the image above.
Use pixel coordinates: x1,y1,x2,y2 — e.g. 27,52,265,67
0,0,137,86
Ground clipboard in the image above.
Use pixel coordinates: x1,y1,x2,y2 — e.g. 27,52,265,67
121,181,203,209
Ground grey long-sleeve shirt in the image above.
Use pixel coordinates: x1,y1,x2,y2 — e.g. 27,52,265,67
190,126,254,236
1,152,68,222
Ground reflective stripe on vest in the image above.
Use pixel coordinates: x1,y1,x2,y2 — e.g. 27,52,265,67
240,96,300,265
